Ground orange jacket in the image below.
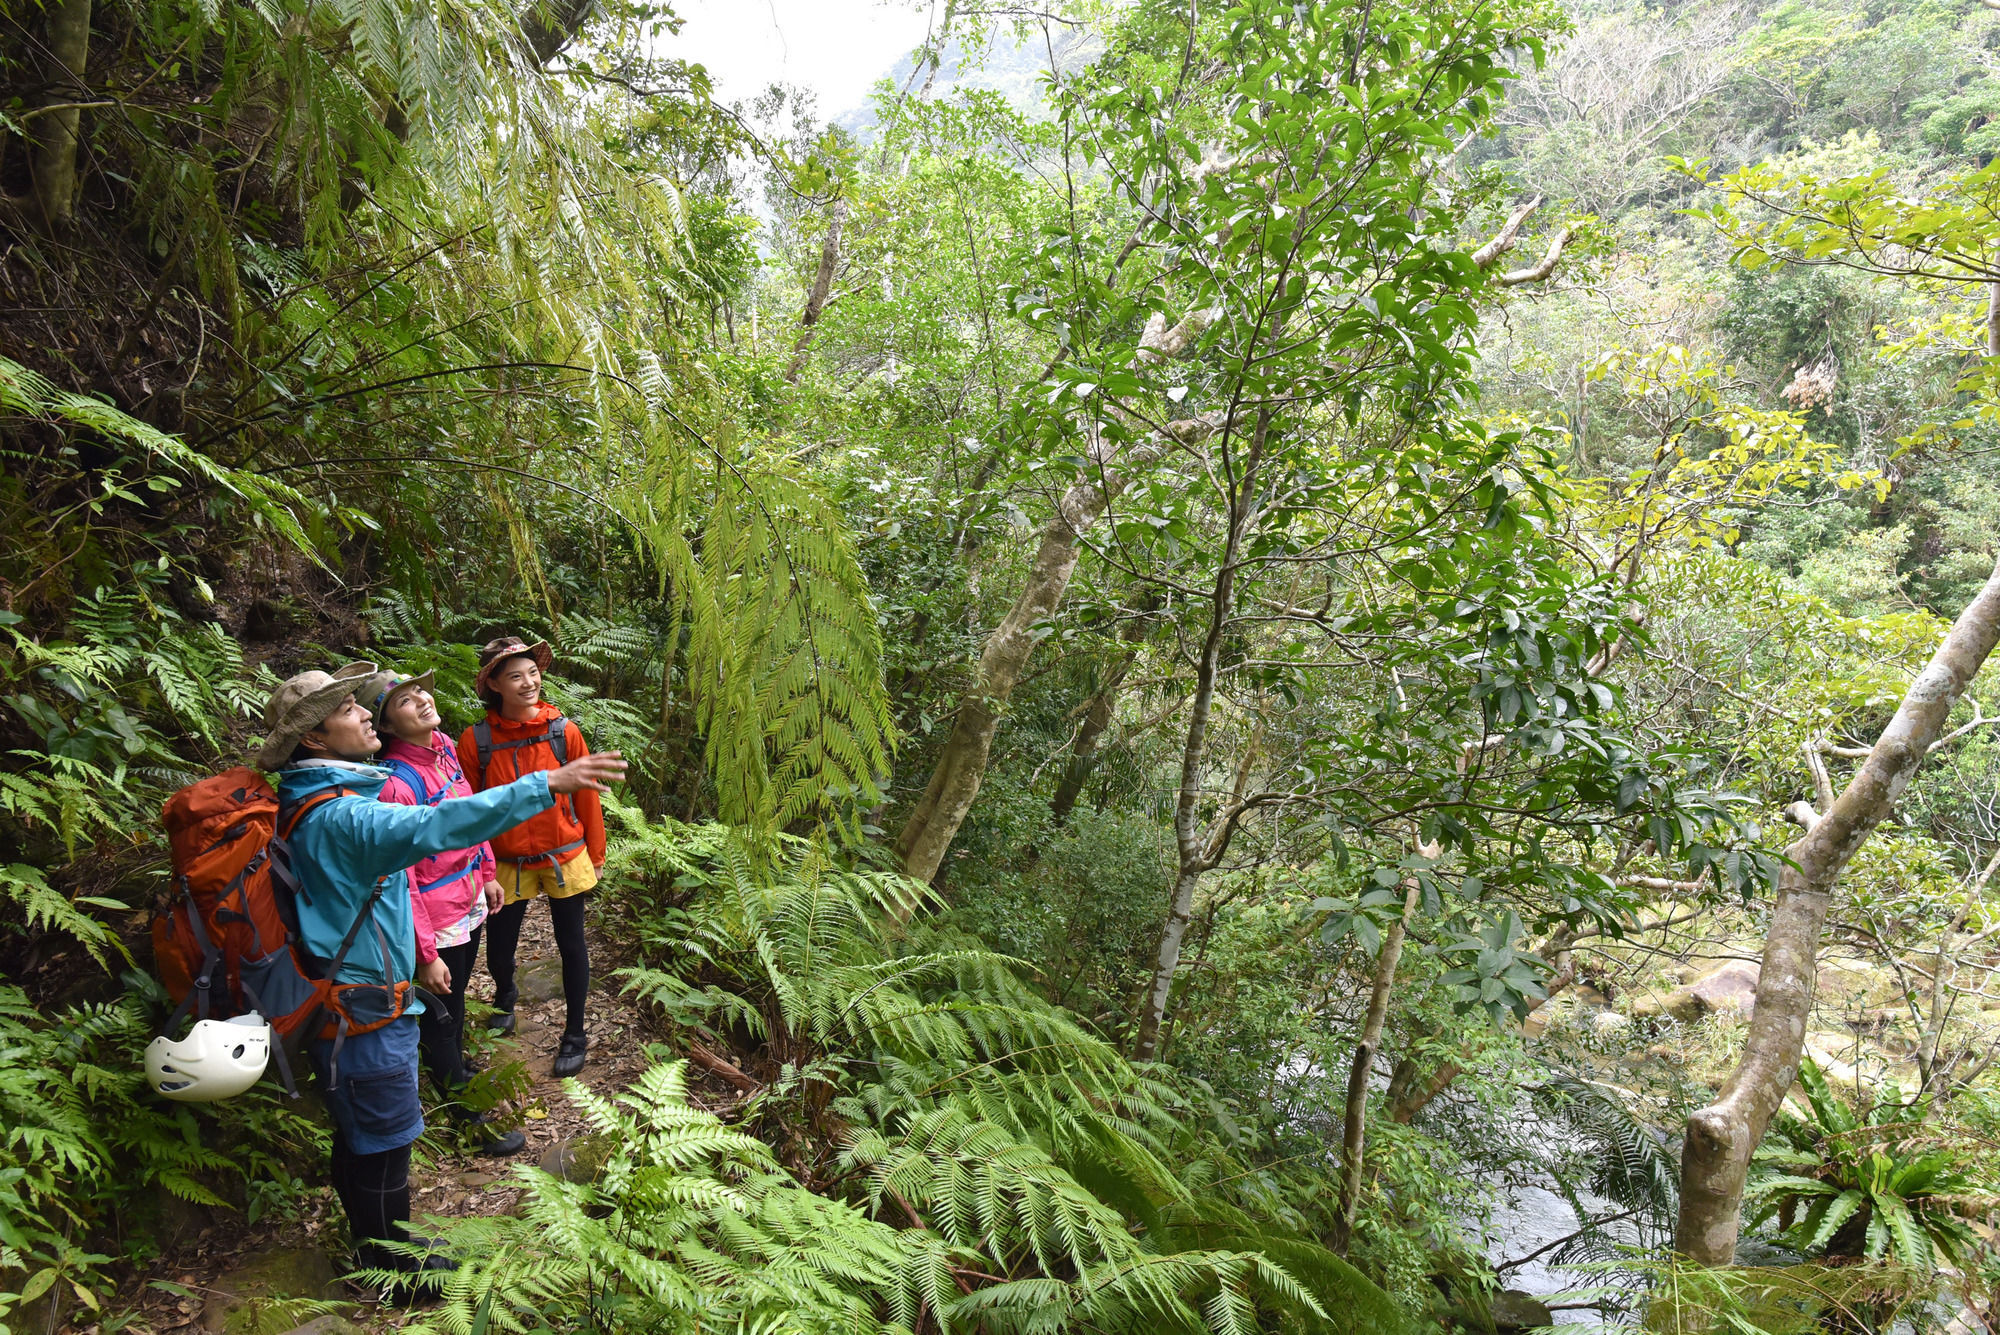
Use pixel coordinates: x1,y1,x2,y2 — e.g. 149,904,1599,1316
456,702,606,868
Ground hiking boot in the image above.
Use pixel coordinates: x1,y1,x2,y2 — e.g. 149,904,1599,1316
486,989,517,1035
357,1245,455,1307
476,1127,528,1157
380,1253,457,1307
452,1105,527,1157
552,1031,587,1078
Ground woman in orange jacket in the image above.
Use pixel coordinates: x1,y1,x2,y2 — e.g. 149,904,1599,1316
457,636,605,1077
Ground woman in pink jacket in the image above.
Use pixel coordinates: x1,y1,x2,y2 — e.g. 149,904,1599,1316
368,670,526,1158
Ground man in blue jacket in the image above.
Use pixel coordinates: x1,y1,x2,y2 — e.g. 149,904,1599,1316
254,665,625,1300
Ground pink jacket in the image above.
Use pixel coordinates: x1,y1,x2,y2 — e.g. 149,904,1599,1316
378,730,498,964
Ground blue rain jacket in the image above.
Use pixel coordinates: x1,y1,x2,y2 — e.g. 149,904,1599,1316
274,760,554,1010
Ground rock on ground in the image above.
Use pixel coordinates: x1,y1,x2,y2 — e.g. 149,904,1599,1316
514,952,567,1004
198,1243,342,1335
278,1318,363,1335
1632,959,1759,1023
1491,1289,1554,1330
1685,960,1759,1018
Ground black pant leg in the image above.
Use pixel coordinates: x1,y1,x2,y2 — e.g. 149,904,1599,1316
343,1143,414,1271
485,898,528,1008
548,891,591,1037
417,936,480,1090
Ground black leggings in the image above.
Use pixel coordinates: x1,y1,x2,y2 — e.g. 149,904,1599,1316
416,928,481,1090
330,1132,413,1272
486,891,590,1037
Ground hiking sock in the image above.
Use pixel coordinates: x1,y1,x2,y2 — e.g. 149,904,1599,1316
485,898,529,1014
549,890,591,1037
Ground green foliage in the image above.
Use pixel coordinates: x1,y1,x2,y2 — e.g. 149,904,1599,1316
0,984,323,1316
1747,1059,1990,1273
1635,1251,1939,1335
1528,1074,1679,1270
0,357,326,565
572,804,1412,1333
1,578,275,869
10,0,2000,1315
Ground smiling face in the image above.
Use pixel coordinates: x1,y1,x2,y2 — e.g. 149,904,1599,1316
382,683,440,745
301,695,378,761
493,656,542,719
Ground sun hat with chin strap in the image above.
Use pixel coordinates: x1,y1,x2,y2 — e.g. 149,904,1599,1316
473,636,553,697
364,669,437,730
253,661,379,770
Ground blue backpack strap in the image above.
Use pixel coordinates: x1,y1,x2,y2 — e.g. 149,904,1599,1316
439,742,470,794
414,853,484,896
380,756,440,807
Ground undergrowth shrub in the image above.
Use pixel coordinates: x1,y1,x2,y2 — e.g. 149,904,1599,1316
0,982,324,1323
515,801,1417,1335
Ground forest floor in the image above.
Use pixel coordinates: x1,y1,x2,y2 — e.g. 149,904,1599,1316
113,900,733,1335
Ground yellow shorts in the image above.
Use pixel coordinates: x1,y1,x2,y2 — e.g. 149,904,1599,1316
496,848,599,906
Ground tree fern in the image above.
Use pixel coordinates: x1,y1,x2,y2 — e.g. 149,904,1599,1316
0,357,325,564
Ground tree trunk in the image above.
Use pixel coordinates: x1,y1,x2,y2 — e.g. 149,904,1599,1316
1132,409,1272,1062
29,0,92,229
1332,871,1423,1255
895,443,1151,883
1049,660,1130,823
1675,549,2000,1264
1134,862,1204,1061
518,0,597,65
893,310,1216,887
1051,613,1150,822
786,197,848,383
1387,1057,1461,1124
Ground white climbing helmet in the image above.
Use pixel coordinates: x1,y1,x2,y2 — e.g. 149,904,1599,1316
146,1014,271,1101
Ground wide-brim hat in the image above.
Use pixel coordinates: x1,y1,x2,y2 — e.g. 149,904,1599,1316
254,661,378,771
474,636,553,695
364,669,437,727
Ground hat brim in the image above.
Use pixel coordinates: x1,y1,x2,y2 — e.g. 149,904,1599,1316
369,668,437,724
475,641,554,695
253,675,372,771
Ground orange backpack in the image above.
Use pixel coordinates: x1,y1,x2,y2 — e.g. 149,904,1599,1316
152,767,415,1093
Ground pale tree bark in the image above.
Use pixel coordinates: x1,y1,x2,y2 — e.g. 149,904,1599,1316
785,197,849,383
893,309,1216,885
28,0,92,229
1331,845,1434,1255
1675,549,2000,1264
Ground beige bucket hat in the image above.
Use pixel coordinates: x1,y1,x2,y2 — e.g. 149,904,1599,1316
254,661,378,771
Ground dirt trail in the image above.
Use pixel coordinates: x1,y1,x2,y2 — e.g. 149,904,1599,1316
119,901,728,1334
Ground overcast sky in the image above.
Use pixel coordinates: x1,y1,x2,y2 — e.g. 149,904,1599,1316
656,0,938,118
